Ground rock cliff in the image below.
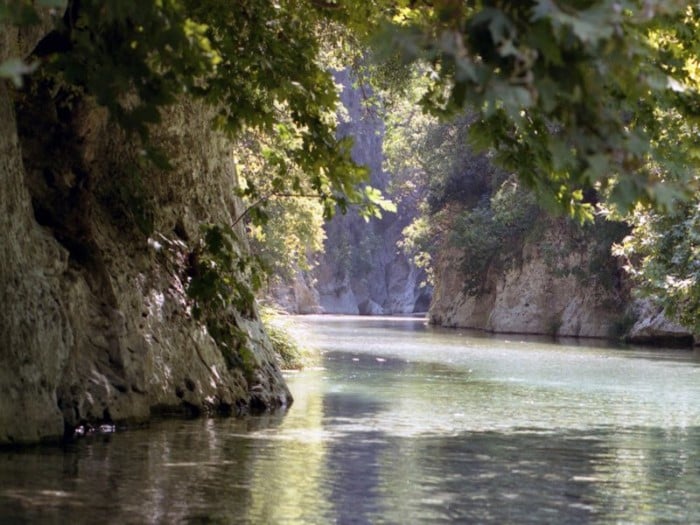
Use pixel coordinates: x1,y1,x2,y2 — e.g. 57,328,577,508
0,25,290,445
430,219,624,337
430,214,696,344
279,70,431,315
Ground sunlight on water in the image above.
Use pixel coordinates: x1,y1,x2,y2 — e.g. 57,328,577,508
284,315,700,435
1,316,699,523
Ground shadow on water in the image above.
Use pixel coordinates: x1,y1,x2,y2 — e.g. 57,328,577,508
322,392,387,525
380,427,700,524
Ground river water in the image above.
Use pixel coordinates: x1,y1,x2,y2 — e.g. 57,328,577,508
2,315,700,523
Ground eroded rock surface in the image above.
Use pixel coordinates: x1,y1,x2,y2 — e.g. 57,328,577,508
0,29,290,445
285,69,431,316
430,217,696,344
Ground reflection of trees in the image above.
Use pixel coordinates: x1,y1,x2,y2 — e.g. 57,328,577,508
371,428,700,523
376,431,606,523
246,370,330,523
592,427,700,522
2,349,700,524
0,418,262,522
322,392,389,524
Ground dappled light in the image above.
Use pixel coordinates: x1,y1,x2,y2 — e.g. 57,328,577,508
2,1,700,522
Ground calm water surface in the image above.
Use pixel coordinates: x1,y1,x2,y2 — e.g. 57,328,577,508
2,315,700,524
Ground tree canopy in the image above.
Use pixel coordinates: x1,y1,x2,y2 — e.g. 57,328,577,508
2,0,395,220
374,0,700,217
3,1,700,330
3,1,700,218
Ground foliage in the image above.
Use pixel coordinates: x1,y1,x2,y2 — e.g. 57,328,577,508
380,2,700,324
0,0,64,85
614,200,700,333
451,178,541,294
398,213,435,286
6,1,700,219
259,307,312,370
3,0,394,218
375,1,700,217
386,78,518,289
6,0,700,336
186,224,262,375
247,196,326,283
233,124,329,282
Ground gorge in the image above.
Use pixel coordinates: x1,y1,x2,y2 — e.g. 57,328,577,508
2,3,700,522
1,2,699,451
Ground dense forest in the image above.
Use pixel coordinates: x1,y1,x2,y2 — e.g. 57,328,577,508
2,1,700,443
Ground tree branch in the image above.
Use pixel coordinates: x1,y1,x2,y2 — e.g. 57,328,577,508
232,192,325,227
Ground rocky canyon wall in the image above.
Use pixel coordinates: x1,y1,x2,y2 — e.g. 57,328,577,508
0,24,290,445
276,70,431,316
430,215,695,345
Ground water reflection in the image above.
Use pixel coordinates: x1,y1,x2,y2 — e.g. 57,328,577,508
323,393,387,525
1,317,700,523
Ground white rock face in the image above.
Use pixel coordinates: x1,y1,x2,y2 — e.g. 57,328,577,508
627,300,694,344
307,70,430,316
317,271,360,315
358,299,384,316
0,31,290,444
430,218,697,344
430,218,675,343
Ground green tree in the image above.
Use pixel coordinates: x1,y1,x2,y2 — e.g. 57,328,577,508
614,198,700,334
377,1,700,332
2,0,394,218
375,1,700,217
6,1,700,217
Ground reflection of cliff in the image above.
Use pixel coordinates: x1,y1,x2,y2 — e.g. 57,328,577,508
312,70,431,315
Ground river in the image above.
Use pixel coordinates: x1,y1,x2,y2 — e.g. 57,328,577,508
1,315,700,523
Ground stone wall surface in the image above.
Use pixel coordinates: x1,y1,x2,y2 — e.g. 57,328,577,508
0,25,290,445
430,227,618,338
626,300,694,345
288,69,431,316
0,20,73,444
429,218,696,344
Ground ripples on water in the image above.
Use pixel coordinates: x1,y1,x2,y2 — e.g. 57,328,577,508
1,315,699,523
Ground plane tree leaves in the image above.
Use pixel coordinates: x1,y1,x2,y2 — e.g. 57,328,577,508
3,0,394,220
374,0,700,218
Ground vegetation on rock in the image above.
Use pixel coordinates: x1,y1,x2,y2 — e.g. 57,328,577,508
3,1,700,335
614,200,700,335
260,307,313,370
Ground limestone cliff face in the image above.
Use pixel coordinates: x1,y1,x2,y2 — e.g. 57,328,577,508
625,300,694,346
303,70,431,316
0,28,290,445
430,219,627,338
430,215,696,344
0,20,73,445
